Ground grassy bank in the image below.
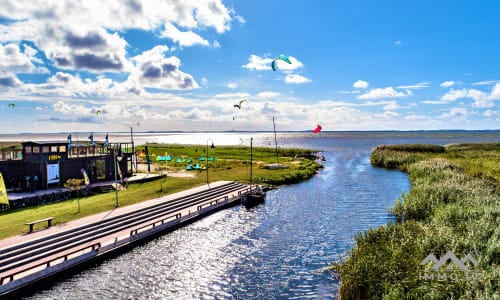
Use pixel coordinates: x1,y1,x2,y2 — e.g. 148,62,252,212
0,144,322,240
333,142,499,299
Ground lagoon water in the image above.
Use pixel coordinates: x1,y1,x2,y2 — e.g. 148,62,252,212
11,131,499,299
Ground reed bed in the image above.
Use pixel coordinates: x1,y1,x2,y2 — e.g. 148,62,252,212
334,142,500,299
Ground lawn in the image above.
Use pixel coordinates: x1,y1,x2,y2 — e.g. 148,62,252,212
0,144,323,240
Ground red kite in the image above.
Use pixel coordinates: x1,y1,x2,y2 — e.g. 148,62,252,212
313,124,322,134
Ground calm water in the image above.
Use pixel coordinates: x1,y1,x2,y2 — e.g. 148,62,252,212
18,131,499,299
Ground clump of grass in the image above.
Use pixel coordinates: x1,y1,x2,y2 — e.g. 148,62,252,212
333,143,500,299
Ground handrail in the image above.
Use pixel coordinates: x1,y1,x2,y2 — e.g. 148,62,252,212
0,242,101,285
130,213,181,236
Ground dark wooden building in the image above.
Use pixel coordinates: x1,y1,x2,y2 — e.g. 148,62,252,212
0,141,132,192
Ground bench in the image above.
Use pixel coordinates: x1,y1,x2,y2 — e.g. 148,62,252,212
25,217,54,233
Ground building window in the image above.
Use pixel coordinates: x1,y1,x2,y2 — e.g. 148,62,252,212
32,146,40,153
59,145,66,152
42,146,50,153
24,146,32,153
51,146,58,153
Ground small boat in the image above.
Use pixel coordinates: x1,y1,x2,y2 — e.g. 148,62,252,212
243,186,266,208
242,137,266,208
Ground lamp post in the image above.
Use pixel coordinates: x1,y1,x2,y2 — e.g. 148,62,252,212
206,138,215,187
130,126,136,174
114,148,123,208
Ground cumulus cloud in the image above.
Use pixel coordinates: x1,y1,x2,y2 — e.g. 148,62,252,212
0,0,235,74
0,43,48,73
285,74,311,84
242,55,273,71
358,87,411,100
483,109,496,117
353,80,369,89
227,82,238,89
129,46,198,90
160,23,210,47
440,107,469,119
0,72,22,88
440,88,494,108
440,81,455,88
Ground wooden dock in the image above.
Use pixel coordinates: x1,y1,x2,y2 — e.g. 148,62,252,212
0,181,258,297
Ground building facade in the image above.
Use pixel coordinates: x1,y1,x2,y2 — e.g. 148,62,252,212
0,141,132,192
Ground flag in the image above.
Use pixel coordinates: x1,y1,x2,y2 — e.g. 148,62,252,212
88,133,96,146
67,134,72,150
105,133,109,148
81,168,90,186
0,172,9,206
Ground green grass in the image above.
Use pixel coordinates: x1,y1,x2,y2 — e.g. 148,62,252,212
0,144,322,239
334,142,500,299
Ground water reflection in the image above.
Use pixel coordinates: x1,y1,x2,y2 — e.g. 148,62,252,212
25,131,499,299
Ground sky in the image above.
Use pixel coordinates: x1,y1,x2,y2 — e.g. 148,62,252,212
0,0,499,133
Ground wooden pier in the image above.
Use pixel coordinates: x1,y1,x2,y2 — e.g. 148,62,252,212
0,181,261,297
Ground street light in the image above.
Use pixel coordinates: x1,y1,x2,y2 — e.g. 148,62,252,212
206,138,215,187
114,148,123,208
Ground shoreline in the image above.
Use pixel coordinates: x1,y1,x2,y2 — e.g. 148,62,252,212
0,143,323,240
333,142,499,299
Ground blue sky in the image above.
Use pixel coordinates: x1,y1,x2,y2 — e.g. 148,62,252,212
0,0,499,133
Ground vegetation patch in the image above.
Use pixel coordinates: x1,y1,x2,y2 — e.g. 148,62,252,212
0,143,322,239
333,142,499,299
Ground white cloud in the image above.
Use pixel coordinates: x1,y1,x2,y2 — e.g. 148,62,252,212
490,83,500,99
353,80,369,89
471,80,500,86
483,109,496,117
422,100,446,105
441,89,469,102
129,45,198,90
384,111,399,118
440,107,469,119
0,70,22,88
201,77,209,88
397,82,430,89
0,0,234,73
0,43,48,73
440,88,494,108
242,54,304,71
227,82,238,89
383,101,401,110
337,90,361,94
257,91,280,98
358,87,410,100
440,81,455,88
394,40,402,46
285,74,311,84
160,23,210,47
242,55,273,71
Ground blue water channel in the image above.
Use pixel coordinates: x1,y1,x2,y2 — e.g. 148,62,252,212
25,131,499,299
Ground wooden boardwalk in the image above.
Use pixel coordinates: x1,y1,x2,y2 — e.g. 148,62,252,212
0,181,253,297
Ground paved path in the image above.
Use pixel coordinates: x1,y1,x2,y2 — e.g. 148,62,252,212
0,180,232,250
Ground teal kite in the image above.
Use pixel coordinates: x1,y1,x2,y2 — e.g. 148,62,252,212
271,55,292,71
8,103,15,108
